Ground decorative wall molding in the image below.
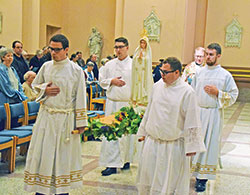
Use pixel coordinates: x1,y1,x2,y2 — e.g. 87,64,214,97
0,12,2,33
143,11,161,42
225,18,242,48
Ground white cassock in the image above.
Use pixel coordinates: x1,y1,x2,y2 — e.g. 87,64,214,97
137,78,206,195
24,58,88,194
99,56,138,167
191,64,238,180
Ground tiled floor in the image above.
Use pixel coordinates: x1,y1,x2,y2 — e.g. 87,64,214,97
0,102,250,195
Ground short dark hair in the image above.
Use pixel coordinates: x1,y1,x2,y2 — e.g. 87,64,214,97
90,54,97,59
207,43,221,55
163,57,182,74
70,53,76,60
115,37,129,46
12,41,22,48
49,34,69,49
76,51,82,55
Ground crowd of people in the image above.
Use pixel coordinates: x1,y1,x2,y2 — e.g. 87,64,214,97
0,34,239,195
0,40,116,105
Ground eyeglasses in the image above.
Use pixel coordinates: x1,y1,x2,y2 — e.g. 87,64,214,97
195,55,204,58
159,69,176,75
114,45,126,49
48,47,64,52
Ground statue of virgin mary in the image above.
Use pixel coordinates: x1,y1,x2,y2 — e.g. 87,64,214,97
131,35,153,106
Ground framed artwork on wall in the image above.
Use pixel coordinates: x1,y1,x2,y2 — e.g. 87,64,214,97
0,13,2,33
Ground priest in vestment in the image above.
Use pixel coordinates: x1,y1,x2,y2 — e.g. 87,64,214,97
191,43,238,192
137,57,205,195
99,37,137,176
131,36,153,106
182,47,205,84
24,34,88,195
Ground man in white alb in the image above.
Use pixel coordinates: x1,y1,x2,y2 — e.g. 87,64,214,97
192,43,238,192
24,34,88,195
99,37,135,176
137,57,206,195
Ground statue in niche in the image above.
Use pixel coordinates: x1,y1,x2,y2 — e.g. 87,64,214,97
88,27,103,62
144,11,161,42
225,18,242,48
131,30,153,106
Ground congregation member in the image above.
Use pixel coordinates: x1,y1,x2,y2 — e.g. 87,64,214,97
137,57,205,195
0,47,27,104
11,40,29,83
24,34,88,195
152,59,164,83
87,54,99,80
40,46,52,65
99,37,135,176
70,53,78,65
99,58,109,79
76,51,85,67
29,49,43,73
192,43,239,192
182,47,205,84
84,62,95,84
22,71,37,101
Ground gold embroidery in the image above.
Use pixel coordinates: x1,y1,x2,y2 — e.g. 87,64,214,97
76,108,87,121
221,91,230,108
76,108,87,112
191,163,217,175
24,170,82,188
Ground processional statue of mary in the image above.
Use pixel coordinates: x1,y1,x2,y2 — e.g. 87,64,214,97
131,33,153,107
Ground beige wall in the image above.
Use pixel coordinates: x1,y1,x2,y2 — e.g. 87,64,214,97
0,0,23,48
205,0,250,67
39,0,64,49
2,0,249,69
61,0,116,61
22,0,40,54
123,0,186,63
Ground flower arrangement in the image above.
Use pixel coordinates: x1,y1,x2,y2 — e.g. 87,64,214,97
83,106,144,141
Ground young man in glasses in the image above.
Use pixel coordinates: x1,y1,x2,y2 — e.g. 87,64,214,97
137,57,205,195
11,40,29,83
24,34,88,195
191,43,238,192
99,37,136,176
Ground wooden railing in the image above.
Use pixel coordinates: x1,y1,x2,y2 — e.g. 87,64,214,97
222,66,250,83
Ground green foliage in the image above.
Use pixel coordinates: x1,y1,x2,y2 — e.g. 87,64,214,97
83,106,144,141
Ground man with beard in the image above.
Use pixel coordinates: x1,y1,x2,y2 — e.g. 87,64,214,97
191,43,238,192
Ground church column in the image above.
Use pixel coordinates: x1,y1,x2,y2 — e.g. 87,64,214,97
22,0,40,54
114,0,124,38
182,0,208,64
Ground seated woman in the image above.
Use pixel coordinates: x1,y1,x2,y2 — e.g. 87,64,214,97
0,48,27,104
22,71,37,101
84,62,96,84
